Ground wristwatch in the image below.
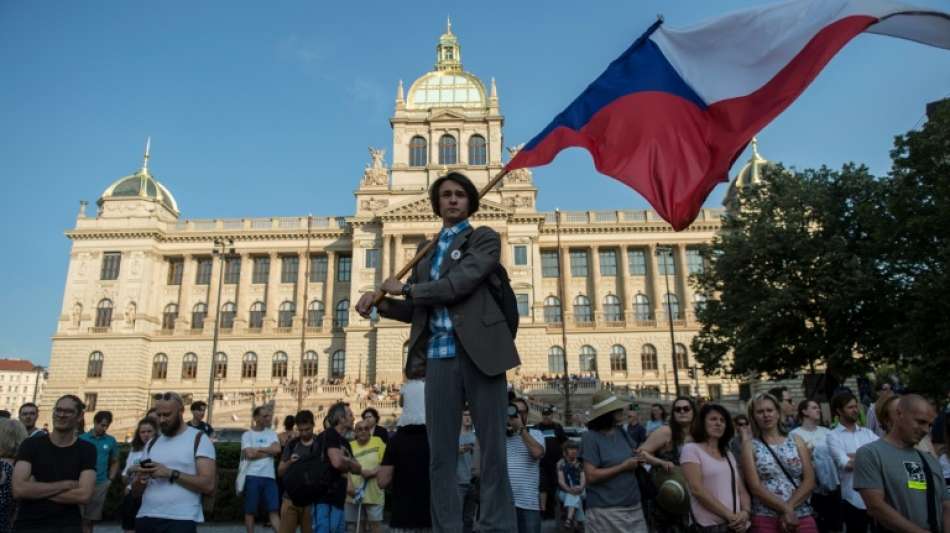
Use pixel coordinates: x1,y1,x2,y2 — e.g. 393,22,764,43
401,283,412,298
170,470,180,484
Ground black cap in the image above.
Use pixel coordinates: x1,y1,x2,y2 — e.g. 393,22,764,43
541,405,554,415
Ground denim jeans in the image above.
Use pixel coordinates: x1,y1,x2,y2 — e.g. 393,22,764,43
312,503,345,533
515,507,541,533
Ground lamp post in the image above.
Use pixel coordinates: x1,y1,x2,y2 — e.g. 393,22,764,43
655,245,681,394
297,215,312,412
555,209,572,424
207,238,235,426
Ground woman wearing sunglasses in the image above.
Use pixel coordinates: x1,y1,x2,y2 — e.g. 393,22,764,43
639,396,696,532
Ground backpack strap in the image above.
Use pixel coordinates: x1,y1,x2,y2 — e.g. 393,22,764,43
916,450,939,533
146,436,158,455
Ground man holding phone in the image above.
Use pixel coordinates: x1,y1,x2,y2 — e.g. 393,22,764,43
134,392,217,533
277,410,318,533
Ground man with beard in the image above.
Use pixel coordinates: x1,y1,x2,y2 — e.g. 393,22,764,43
134,392,216,533
18,402,43,437
12,394,96,533
828,391,879,533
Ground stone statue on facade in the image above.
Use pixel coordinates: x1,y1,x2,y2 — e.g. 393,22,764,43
504,144,533,184
125,301,137,327
360,198,390,211
72,303,82,327
361,147,389,187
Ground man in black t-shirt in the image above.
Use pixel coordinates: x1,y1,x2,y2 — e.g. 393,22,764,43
277,410,319,532
12,394,97,533
533,405,567,519
186,401,215,438
314,402,361,532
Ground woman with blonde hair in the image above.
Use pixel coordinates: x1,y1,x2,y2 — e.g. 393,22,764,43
0,418,28,532
741,393,817,533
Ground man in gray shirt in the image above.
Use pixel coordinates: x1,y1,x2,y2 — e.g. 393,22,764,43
855,394,950,533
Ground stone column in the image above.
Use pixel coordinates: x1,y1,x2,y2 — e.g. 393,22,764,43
618,245,630,326
295,251,308,328
235,252,252,328
647,243,662,321
676,244,689,322
323,250,336,329
381,233,390,279
265,252,281,329
589,246,600,321
561,245,572,323
176,257,195,331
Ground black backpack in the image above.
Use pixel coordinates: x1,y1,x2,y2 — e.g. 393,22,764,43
457,227,520,338
282,436,333,507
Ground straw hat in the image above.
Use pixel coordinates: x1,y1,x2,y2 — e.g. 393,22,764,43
652,466,691,515
588,391,629,423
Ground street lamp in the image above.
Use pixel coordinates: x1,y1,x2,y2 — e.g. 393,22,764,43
554,209,572,424
207,238,235,426
655,245,681,395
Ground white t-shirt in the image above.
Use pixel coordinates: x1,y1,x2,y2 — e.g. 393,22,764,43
506,428,545,511
241,428,279,478
123,449,146,489
138,426,216,522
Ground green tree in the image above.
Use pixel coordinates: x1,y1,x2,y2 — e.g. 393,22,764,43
691,163,892,381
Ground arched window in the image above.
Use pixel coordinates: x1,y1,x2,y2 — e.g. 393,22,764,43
409,136,427,167
603,294,622,322
693,293,707,314
307,300,325,328
663,293,680,319
610,345,628,372
95,299,113,328
241,352,257,378
548,346,566,374
674,343,689,370
302,351,318,378
214,352,228,379
87,351,103,378
182,353,198,380
334,300,349,329
278,301,295,328
543,296,562,324
634,293,651,321
152,353,168,380
220,302,236,329
192,302,207,330
249,301,265,329
641,344,658,371
330,350,346,379
580,345,597,372
573,295,592,324
162,303,179,330
468,135,486,165
438,134,457,165
272,352,288,378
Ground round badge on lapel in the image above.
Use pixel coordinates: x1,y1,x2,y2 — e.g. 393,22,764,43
450,250,461,260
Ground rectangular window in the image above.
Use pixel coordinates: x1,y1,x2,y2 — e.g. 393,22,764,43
166,258,183,285
100,252,121,280
569,250,588,277
310,254,328,282
513,246,528,266
541,250,559,278
687,248,704,275
658,250,677,276
84,393,98,412
365,249,380,269
599,249,618,276
707,384,723,400
516,293,530,317
627,249,646,276
195,258,213,285
281,255,299,283
224,257,241,284
252,256,270,284
337,255,352,282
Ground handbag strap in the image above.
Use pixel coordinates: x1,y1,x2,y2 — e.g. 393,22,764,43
916,450,939,533
725,453,737,514
757,438,798,489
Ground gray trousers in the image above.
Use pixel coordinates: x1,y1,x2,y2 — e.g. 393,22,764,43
426,347,515,533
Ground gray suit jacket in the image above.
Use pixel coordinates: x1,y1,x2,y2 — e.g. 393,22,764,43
378,224,520,378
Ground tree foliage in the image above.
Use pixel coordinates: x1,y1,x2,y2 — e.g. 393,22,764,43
692,101,950,395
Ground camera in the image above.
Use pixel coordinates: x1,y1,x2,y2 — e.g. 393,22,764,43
505,403,520,437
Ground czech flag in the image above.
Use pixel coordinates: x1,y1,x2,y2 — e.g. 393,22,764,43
505,0,950,231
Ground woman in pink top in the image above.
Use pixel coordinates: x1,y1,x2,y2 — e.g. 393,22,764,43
681,403,752,533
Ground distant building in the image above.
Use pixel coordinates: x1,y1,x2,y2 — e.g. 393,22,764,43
0,359,47,412
43,21,757,434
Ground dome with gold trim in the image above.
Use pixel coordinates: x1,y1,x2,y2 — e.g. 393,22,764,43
724,138,774,208
406,18,487,110
98,140,179,214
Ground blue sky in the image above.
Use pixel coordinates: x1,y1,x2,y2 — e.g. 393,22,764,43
1,1,948,366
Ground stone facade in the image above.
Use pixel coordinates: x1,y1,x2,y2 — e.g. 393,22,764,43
0,360,47,414
42,23,746,435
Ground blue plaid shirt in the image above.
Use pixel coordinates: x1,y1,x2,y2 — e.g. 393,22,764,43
426,219,471,359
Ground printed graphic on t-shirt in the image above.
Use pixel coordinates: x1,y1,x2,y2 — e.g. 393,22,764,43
903,460,926,490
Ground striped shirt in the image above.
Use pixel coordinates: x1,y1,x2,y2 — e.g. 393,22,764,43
506,428,545,510
425,219,470,359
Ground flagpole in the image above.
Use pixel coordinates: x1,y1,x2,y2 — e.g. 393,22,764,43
372,167,510,305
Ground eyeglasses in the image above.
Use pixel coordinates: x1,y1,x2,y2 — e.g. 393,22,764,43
784,398,794,404
53,408,77,417
673,406,692,413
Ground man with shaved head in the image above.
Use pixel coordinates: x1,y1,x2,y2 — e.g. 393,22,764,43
855,394,950,533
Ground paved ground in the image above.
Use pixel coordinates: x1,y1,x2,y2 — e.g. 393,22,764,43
96,518,566,532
